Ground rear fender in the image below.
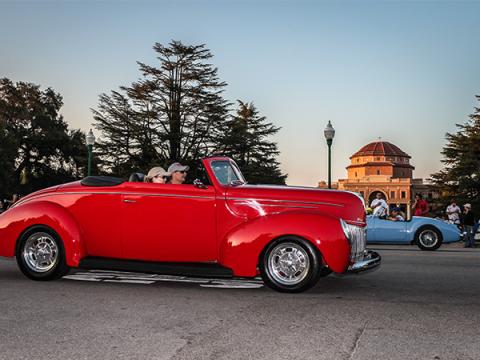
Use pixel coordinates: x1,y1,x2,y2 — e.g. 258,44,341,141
219,211,350,277
0,201,85,267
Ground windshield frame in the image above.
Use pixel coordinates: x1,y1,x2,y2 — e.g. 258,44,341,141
210,159,246,186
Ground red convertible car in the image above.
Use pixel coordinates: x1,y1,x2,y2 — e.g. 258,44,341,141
0,157,380,293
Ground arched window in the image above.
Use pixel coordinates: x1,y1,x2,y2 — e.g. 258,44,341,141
376,170,380,175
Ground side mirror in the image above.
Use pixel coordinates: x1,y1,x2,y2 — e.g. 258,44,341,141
230,180,245,186
193,179,208,189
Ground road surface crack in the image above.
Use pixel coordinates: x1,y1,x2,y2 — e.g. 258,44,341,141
347,321,368,360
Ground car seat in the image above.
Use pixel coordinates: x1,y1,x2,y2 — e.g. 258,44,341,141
129,173,145,182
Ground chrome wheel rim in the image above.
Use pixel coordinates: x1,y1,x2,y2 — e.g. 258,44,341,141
22,232,59,273
267,242,310,286
419,230,438,248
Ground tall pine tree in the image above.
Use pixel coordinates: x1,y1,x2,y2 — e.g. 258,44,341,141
430,95,480,213
93,41,229,176
220,100,287,184
0,78,88,197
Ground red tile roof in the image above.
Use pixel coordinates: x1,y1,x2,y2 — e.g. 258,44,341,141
350,141,410,159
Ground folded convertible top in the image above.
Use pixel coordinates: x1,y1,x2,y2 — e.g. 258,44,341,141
80,176,125,187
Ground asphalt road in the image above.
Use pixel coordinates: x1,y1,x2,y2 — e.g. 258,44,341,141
0,245,479,360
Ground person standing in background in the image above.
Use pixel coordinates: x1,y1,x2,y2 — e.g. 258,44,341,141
446,199,461,225
463,204,476,248
4,194,20,210
412,193,429,217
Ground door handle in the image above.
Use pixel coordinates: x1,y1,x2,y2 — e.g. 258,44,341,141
123,199,136,203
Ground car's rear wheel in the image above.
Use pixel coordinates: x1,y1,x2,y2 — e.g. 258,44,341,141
260,237,322,293
16,226,69,281
415,226,442,251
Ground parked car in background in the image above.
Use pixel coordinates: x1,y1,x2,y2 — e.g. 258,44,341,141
0,157,380,293
366,215,461,250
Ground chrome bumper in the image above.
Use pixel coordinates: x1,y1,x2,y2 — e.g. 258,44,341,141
347,250,381,274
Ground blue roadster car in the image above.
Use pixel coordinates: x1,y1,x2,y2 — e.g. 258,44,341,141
366,215,461,250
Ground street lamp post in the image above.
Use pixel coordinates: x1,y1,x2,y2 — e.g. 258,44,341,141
86,129,96,177
324,121,335,189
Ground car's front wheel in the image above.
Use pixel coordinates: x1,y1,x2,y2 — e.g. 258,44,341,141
415,226,442,251
260,237,322,293
16,226,70,281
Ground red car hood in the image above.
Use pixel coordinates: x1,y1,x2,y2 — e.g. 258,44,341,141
225,185,366,226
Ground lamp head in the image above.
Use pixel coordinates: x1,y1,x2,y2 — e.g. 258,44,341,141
86,129,96,146
324,121,335,141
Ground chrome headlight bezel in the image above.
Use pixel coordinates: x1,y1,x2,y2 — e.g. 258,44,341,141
340,218,352,243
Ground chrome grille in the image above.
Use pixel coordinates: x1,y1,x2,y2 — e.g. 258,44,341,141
348,225,366,262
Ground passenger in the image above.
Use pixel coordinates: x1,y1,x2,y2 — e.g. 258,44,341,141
389,208,405,222
167,163,189,184
371,193,388,218
144,167,170,184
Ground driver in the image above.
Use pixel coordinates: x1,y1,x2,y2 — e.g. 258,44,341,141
167,163,189,184
389,208,405,222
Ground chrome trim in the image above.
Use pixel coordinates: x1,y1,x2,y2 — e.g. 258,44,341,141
347,251,381,274
340,219,351,242
260,204,318,210
226,197,344,208
19,192,342,207
346,220,367,226
121,192,215,200
343,222,367,262
231,200,317,210
14,191,215,206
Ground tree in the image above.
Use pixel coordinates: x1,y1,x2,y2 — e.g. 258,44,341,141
93,41,229,176
0,78,88,197
430,96,480,213
220,100,287,184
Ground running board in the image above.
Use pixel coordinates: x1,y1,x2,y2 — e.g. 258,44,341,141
78,257,234,278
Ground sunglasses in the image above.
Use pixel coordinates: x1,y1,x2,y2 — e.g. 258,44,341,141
153,175,168,179
175,170,187,174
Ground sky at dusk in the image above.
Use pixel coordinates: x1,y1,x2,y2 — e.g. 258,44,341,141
1,0,479,186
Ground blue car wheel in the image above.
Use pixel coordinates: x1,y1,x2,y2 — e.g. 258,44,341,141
415,226,442,251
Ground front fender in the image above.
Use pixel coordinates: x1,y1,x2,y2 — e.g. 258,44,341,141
219,211,350,277
408,218,461,243
0,201,85,267
411,218,461,243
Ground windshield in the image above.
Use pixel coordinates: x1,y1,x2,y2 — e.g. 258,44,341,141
211,160,246,186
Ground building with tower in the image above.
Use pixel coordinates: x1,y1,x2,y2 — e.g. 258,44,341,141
330,140,436,217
